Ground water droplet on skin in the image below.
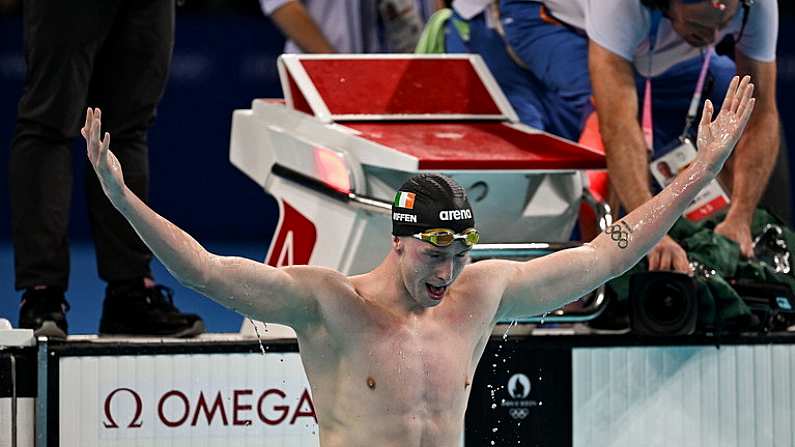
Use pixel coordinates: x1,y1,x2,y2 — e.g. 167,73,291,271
502,320,518,340
249,318,267,356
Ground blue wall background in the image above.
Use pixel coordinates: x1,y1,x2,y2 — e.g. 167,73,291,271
1,7,794,332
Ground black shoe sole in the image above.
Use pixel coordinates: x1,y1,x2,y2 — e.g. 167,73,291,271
33,321,67,339
98,319,206,338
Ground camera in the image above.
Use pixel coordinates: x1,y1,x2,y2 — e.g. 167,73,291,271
629,271,698,335
731,280,795,333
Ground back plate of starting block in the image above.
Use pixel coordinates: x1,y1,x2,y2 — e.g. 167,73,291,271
278,54,519,123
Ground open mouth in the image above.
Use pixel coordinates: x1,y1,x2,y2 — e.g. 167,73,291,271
426,283,447,301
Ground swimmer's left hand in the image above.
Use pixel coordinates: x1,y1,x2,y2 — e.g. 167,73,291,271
714,217,754,258
696,75,755,173
81,107,126,200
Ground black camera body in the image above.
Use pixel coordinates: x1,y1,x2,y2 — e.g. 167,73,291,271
629,271,699,335
731,280,795,332
629,271,795,335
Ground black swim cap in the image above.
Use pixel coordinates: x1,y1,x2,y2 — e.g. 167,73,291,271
391,173,475,236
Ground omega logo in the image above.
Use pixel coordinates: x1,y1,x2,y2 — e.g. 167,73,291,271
102,387,316,429
103,388,143,428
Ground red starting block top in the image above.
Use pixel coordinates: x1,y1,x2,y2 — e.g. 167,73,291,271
347,122,605,171
278,54,518,122
275,54,605,171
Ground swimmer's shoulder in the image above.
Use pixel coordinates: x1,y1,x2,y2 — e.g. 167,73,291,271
280,266,390,307
452,260,521,298
460,259,521,283
279,265,357,296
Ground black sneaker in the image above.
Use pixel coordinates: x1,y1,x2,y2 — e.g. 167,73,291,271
18,288,70,339
99,279,205,337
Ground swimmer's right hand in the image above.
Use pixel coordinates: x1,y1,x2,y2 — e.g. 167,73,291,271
82,107,125,200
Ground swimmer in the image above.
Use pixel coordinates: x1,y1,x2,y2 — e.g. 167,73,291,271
82,76,754,447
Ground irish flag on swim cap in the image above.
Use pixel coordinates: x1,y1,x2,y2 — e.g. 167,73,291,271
394,191,415,209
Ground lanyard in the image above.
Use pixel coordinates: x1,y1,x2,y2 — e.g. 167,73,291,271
681,48,713,141
641,12,662,151
641,12,713,152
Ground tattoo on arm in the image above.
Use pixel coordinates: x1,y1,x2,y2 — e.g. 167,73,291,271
604,221,633,249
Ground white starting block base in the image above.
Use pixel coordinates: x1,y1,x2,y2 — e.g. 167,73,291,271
0,327,35,348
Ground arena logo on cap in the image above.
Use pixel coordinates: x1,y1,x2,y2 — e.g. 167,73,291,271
393,212,418,223
439,209,472,221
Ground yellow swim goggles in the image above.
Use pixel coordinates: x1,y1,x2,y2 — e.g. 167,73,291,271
412,228,480,247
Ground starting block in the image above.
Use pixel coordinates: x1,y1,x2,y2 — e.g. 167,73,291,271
230,54,605,280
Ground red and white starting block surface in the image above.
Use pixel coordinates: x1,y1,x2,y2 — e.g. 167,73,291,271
230,54,605,276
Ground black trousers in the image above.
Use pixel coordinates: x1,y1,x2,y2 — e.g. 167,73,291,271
9,0,174,291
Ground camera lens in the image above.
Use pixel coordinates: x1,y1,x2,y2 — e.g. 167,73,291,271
645,284,687,325
630,271,698,335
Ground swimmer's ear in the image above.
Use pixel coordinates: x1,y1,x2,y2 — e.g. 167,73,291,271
392,236,403,252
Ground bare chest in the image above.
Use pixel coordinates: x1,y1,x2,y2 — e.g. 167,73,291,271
340,321,481,416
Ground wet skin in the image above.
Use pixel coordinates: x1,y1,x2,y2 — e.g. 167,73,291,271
296,239,501,447
82,75,755,446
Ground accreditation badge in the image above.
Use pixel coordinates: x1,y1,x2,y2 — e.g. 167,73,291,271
650,138,730,221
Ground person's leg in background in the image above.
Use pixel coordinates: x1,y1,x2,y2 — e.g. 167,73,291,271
499,0,592,141
444,8,547,129
86,0,204,337
497,0,596,243
10,0,119,338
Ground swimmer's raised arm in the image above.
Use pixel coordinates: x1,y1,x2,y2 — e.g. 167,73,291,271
82,108,325,328
492,76,756,320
